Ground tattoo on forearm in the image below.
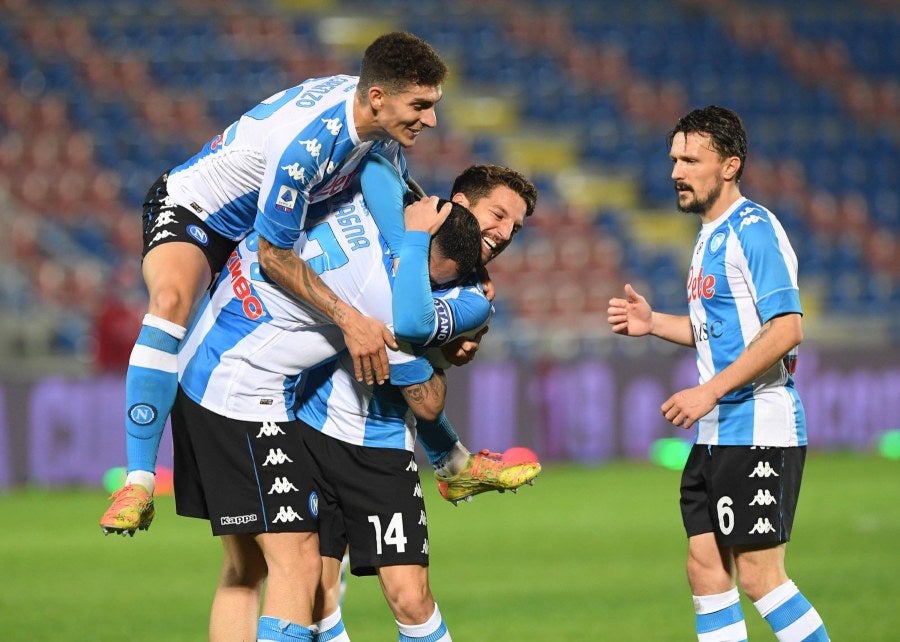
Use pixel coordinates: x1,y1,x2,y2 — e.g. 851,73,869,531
268,244,344,320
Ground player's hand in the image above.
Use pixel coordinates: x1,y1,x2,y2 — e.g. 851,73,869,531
439,326,489,367
661,385,718,429
404,196,451,235
340,310,398,385
608,283,653,336
477,265,495,301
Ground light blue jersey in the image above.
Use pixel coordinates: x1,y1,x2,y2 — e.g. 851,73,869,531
178,181,432,422
688,197,805,446
165,74,405,243
296,279,491,449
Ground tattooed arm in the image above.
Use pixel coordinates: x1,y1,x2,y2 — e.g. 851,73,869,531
661,313,803,429
400,369,448,422
257,236,398,386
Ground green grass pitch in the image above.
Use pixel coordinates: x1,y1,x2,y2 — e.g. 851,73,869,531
1,452,897,640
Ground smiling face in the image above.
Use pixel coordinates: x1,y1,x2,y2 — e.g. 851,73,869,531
669,131,741,222
452,185,527,264
369,83,442,148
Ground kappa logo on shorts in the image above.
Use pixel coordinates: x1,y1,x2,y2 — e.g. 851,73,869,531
406,459,418,473
262,448,293,465
220,513,258,526
272,505,303,523
418,510,427,526
268,477,299,494
749,517,776,535
186,224,209,246
421,538,429,555
749,461,780,478
150,229,177,245
150,211,177,232
128,403,157,426
749,489,778,506
256,421,285,438
413,482,423,498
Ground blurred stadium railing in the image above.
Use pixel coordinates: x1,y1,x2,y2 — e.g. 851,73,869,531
0,0,896,482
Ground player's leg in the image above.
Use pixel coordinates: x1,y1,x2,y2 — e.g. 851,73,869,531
376,564,450,641
681,445,748,641
101,172,229,535
734,447,829,641
210,533,267,642
418,411,541,505
254,531,320,640
313,555,351,642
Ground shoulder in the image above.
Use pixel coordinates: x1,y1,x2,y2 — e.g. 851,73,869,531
727,200,779,245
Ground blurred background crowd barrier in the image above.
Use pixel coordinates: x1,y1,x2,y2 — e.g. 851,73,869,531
0,0,896,486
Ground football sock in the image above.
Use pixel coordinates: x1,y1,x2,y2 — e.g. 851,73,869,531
754,580,829,641
397,603,451,642
124,470,155,495
313,608,350,642
124,314,185,476
693,588,748,641
258,617,314,642
416,411,460,467
433,442,472,477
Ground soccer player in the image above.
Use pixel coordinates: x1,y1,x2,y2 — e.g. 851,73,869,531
173,186,481,642
359,155,542,504
290,156,540,641
607,106,829,641
100,32,448,536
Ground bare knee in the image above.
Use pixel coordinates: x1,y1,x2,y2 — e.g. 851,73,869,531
686,534,735,595
220,536,267,590
379,566,434,624
734,545,788,601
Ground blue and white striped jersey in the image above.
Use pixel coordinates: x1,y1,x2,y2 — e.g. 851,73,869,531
295,278,492,450
688,197,806,447
178,181,432,422
165,74,405,243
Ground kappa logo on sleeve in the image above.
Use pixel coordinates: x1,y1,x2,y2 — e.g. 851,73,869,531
275,185,298,212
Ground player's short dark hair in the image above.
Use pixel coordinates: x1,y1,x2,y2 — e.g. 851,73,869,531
432,200,482,280
667,105,748,181
450,165,538,218
358,32,447,93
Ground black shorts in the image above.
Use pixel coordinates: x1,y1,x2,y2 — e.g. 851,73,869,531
171,387,318,536
141,171,237,272
300,423,429,576
680,444,806,548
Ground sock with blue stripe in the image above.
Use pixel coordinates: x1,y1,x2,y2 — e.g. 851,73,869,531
754,579,829,641
124,314,185,489
693,588,748,641
397,603,451,642
313,608,350,642
258,616,314,641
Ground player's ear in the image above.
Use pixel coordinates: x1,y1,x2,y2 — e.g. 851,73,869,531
368,86,385,111
723,156,741,181
451,192,469,208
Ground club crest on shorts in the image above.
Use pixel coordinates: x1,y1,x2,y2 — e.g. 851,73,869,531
308,491,319,519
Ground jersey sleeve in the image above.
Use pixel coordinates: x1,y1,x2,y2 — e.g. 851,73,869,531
391,230,436,343
388,341,435,386
425,284,493,347
254,103,348,248
359,153,408,257
734,208,802,323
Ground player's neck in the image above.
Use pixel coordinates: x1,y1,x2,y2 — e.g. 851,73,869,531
700,187,742,225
